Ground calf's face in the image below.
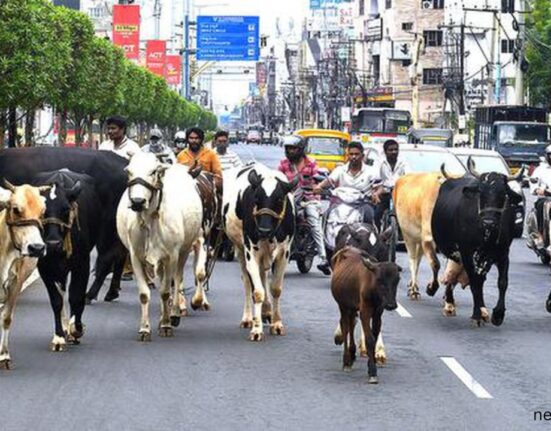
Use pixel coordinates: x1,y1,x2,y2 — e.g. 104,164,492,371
363,258,401,311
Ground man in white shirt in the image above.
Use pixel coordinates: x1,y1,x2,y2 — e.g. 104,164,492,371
141,128,176,164
214,130,243,171
530,145,551,243
374,139,409,228
99,116,140,160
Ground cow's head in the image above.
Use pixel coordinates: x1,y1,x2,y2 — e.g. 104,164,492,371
41,182,81,255
362,257,402,311
1,181,50,257
464,157,523,234
248,170,297,239
345,223,392,262
125,152,169,212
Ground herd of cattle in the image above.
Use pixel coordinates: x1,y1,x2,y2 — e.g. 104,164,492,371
0,146,540,383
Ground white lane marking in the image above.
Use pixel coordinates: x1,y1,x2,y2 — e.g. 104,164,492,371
440,357,493,399
0,269,39,311
395,302,412,318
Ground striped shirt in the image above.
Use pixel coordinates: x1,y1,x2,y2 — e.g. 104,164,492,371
218,150,243,171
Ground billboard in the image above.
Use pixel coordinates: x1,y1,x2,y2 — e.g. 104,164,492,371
112,5,140,60
146,40,166,77
256,62,267,89
53,0,80,9
166,55,182,85
197,16,259,61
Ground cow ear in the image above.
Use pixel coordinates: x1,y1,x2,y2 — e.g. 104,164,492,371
0,187,12,210
462,185,479,199
507,188,523,205
67,181,82,202
361,256,378,272
248,170,263,188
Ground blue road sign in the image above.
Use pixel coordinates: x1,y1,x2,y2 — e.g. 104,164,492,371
310,0,346,9
197,16,259,61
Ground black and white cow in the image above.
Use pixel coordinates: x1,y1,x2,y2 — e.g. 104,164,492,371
32,170,99,351
432,158,523,326
223,163,296,341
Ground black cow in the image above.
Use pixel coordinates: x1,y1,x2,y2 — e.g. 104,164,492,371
0,147,128,302
32,170,99,350
432,158,523,326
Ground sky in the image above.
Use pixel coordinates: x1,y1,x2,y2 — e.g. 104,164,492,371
140,0,309,113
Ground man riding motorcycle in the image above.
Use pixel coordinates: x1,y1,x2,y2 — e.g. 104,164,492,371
173,130,187,156
528,144,551,256
141,128,176,164
278,135,330,275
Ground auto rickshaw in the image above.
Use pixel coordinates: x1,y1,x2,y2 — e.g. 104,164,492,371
294,129,351,172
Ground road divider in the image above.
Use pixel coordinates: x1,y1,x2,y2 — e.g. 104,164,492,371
440,356,493,399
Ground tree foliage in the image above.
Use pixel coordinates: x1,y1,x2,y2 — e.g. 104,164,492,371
526,0,551,107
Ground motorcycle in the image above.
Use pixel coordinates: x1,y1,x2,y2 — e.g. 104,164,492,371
322,185,377,261
526,180,551,265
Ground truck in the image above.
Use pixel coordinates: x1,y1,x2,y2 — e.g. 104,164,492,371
473,105,550,174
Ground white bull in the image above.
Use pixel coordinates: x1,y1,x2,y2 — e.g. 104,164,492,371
117,153,203,341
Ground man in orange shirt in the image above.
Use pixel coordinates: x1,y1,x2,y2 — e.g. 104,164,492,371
177,127,222,176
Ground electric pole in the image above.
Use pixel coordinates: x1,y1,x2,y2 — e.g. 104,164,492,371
153,0,161,39
514,0,526,105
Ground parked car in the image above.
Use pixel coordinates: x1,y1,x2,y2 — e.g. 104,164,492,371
246,130,261,144
228,131,238,144
449,147,525,238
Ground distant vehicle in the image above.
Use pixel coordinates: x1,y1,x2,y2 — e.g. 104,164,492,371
408,128,453,148
294,129,351,172
449,147,525,238
228,131,238,144
351,108,412,146
473,105,550,175
246,130,261,144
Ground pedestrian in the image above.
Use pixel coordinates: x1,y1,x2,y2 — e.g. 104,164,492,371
214,130,242,171
176,127,222,176
99,116,140,160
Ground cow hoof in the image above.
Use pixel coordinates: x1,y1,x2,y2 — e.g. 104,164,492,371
240,319,253,329
334,333,344,345
138,331,151,342
480,307,490,323
0,358,12,370
170,316,181,327
158,326,174,337
426,282,439,297
104,288,120,302
248,331,265,342
343,365,352,373
50,335,67,352
375,350,386,365
270,322,286,336
85,294,96,305
491,310,505,327
546,299,551,313
69,322,84,340
368,376,379,384
408,289,421,301
442,303,456,317
470,318,484,328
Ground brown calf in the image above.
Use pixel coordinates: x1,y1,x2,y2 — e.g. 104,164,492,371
331,246,401,383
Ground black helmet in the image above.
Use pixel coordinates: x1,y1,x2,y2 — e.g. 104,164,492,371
283,135,306,162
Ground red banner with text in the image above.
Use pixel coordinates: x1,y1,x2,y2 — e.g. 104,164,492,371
146,40,166,77
165,55,182,85
112,5,140,60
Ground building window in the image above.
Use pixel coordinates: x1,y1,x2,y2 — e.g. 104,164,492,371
501,0,514,13
424,30,443,47
359,0,365,15
89,6,104,18
402,60,412,67
501,39,515,53
422,0,444,9
385,0,392,9
423,68,443,85
402,22,413,31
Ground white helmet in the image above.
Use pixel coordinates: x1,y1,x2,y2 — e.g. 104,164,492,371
174,130,186,149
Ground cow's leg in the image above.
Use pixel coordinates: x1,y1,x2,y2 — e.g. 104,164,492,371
360,304,378,383
340,308,353,372
237,248,254,329
404,238,422,300
158,258,174,337
261,265,272,324
86,247,117,303
269,248,288,336
67,257,90,343
463,260,487,326
333,322,343,345
491,254,509,326
443,283,457,316
244,247,267,341
104,248,126,302
171,250,189,326
348,312,357,365
130,252,152,341
41,269,67,352
191,237,210,311
422,240,440,297
374,329,386,365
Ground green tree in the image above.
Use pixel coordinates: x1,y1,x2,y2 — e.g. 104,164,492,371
526,0,551,107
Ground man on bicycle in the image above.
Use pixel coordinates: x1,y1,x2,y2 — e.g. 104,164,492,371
374,139,409,229
278,135,330,275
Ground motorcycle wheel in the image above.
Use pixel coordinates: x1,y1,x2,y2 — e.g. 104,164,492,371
540,254,551,265
297,255,313,274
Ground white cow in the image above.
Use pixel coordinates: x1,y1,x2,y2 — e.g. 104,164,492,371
0,181,50,369
117,153,204,341
224,163,296,341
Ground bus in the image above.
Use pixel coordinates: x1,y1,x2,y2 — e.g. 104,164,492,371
351,108,412,146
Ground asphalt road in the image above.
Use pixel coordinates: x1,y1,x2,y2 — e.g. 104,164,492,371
2,143,551,430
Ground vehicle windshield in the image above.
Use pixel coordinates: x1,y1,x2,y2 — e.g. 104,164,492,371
497,124,549,144
352,110,411,134
456,155,509,175
307,137,345,156
402,150,466,175
352,112,383,133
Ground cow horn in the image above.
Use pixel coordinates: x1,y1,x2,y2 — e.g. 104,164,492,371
361,256,378,272
38,185,52,193
3,179,16,192
467,156,481,179
440,163,452,180
508,165,525,182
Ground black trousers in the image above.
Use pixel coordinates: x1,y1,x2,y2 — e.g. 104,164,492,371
374,193,392,230
536,198,546,232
